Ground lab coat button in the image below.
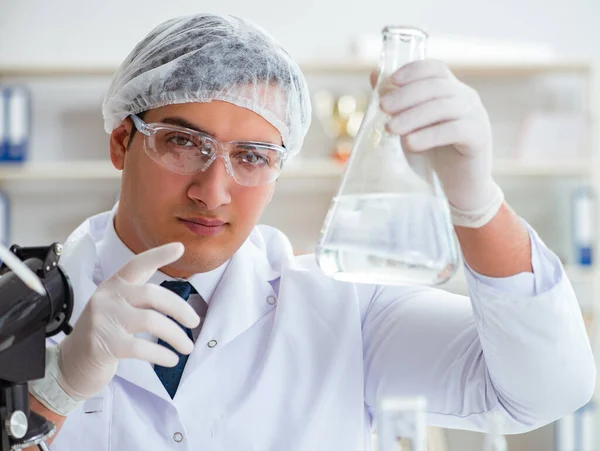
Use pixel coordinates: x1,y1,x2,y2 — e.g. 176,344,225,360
266,295,277,305
207,339,218,348
173,432,184,443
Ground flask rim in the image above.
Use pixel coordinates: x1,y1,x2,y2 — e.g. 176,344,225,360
382,26,428,40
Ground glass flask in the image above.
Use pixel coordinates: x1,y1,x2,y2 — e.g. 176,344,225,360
315,26,458,286
376,397,427,451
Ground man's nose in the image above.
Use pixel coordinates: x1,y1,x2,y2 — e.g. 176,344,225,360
187,156,233,210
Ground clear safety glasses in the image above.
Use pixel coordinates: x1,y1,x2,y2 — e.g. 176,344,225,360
129,114,287,187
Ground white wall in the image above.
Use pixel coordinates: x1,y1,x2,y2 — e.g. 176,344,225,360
1,0,600,66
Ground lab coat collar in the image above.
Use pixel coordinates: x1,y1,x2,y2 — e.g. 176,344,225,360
115,227,288,402
195,232,280,347
174,232,285,402
60,207,291,403
96,203,229,303
116,230,284,402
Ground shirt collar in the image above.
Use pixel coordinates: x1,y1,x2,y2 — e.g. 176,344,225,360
97,203,229,303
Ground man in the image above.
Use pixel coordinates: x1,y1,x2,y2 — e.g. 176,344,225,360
28,13,594,451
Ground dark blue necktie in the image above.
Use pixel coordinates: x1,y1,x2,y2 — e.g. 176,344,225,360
154,280,198,399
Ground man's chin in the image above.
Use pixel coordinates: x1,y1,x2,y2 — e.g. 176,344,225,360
177,251,229,274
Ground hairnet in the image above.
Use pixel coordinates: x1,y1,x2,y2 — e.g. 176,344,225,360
102,14,311,156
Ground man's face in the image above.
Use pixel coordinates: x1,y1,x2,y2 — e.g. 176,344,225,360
110,101,280,277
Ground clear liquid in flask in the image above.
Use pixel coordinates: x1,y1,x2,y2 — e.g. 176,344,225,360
316,193,457,285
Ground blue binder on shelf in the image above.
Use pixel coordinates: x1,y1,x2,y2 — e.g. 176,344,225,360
0,190,9,246
0,85,31,163
556,401,595,451
572,186,595,267
0,87,8,161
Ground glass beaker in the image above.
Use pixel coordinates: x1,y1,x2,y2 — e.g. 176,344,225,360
376,396,428,451
315,26,458,286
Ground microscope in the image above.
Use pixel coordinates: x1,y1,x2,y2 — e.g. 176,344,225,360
0,244,74,451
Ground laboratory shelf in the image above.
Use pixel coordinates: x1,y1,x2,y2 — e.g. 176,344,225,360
492,160,595,177
282,159,346,178
284,159,595,178
0,159,345,181
440,264,598,296
0,61,591,78
0,160,120,181
300,60,592,76
0,158,593,182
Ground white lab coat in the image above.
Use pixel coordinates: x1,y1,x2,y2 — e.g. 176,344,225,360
48,210,595,451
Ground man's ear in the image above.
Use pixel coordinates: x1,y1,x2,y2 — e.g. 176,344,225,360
109,120,133,170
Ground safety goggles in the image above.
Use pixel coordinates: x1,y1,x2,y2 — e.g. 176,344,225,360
130,114,287,187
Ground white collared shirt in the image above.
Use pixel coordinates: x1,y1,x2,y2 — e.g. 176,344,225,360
95,204,229,341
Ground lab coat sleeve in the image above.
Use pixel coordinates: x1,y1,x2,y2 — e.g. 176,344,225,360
466,220,561,296
362,248,596,434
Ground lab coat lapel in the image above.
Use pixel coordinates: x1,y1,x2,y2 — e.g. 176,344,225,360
115,358,171,402
117,232,283,402
61,219,287,403
176,229,290,399
199,237,281,349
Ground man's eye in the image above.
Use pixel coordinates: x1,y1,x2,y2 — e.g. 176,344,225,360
240,151,269,166
168,135,195,147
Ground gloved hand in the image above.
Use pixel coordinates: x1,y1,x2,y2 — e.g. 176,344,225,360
377,60,504,228
31,242,200,412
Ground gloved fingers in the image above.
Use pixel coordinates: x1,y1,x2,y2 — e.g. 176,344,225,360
391,59,453,86
114,242,184,285
380,78,457,115
386,97,468,137
123,308,195,355
402,118,472,153
123,283,200,329
119,336,180,367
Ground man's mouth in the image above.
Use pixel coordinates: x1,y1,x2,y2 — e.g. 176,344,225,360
178,217,226,236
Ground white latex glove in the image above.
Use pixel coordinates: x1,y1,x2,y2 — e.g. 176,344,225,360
38,242,200,409
377,60,504,228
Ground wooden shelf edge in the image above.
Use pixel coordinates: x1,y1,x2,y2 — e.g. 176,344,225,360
493,161,595,177
0,66,118,77
301,60,592,76
0,61,592,78
0,161,120,181
0,158,594,181
283,159,594,178
441,264,598,293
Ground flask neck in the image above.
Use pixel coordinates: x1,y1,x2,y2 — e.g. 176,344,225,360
378,27,427,78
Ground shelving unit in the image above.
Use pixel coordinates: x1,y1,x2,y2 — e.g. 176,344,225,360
0,60,597,252
0,60,591,77
0,59,598,451
0,59,596,274
0,157,594,181
440,263,597,295
285,158,597,179
0,160,119,181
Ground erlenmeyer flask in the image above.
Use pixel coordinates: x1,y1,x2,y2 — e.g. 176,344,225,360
315,26,458,286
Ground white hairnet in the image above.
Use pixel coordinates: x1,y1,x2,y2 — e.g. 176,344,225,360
102,14,311,156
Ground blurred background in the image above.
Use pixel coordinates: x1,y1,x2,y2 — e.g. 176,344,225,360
1,0,599,449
